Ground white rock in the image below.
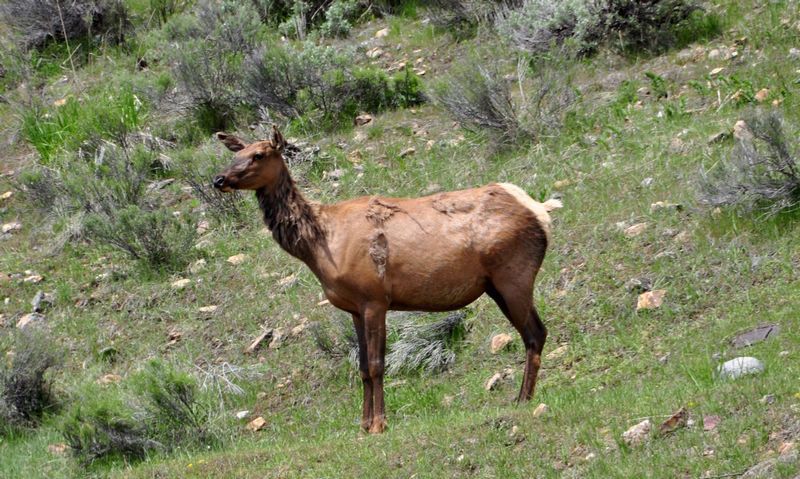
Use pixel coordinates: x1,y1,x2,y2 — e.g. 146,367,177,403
171,278,191,290
16,313,45,329
375,27,389,38
2,222,21,234
622,419,652,446
490,333,513,353
717,356,764,379
189,259,207,274
235,410,250,420
532,403,549,417
227,254,248,265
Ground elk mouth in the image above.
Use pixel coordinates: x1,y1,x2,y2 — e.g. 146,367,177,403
213,175,234,192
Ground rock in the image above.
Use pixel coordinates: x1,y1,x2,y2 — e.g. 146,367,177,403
625,277,653,294
731,324,779,348
442,395,454,407
196,220,210,235
23,274,43,284
171,278,191,290
347,149,363,163
198,305,218,315
189,259,207,274
16,313,45,329
707,131,730,144
641,177,654,187
96,374,122,385
47,443,70,455
789,48,800,59
760,394,775,405
674,230,691,244
741,449,798,478
2,222,21,234
717,357,764,379
532,403,549,418
366,47,384,59
0,191,12,201
355,114,373,126
553,179,573,189
235,410,250,420
650,201,682,212
637,290,666,311
490,333,513,353
668,137,685,154
31,291,54,313
325,169,345,181
546,344,568,360
624,222,648,238
375,27,389,38
226,254,248,265
245,329,273,354
778,441,795,455
659,407,688,435
290,319,308,337
709,67,726,76
754,88,770,102
733,120,754,142
167,329,182,345
622,419,652,446
399,147,416,158
485,368,513,391
279,274,298,290
268,328,285,349
246,416,267,432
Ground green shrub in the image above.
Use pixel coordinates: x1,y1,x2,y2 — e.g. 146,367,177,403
497,0,710,57
319,0,361,38
1,331,61,432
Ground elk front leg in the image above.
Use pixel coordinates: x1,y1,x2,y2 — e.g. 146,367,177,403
363,303,388,434
352,313,372,431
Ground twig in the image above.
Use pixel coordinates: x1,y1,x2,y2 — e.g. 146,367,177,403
55,0,78,81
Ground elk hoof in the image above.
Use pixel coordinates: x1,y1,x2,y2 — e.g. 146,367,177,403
368,416,387,434
361,418,372,432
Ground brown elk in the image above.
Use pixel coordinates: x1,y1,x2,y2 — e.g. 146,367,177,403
213,126,562,434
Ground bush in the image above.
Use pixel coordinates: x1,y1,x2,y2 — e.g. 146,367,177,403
244,43,424,128
428,0,513,41
1,331,61,431
0,0,129,50
497,0,706,57
63,361,221,466
699,111,800,216
319,0,361,38
434,58,573,144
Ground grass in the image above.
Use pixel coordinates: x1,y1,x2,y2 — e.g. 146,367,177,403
1,0,800,477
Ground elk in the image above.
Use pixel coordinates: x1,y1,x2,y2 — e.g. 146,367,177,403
213,126,562,434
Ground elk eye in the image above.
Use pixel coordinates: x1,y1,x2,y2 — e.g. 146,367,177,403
252,153,264,161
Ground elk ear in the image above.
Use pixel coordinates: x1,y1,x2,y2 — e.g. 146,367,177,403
215,132,246,152
271,124,287,152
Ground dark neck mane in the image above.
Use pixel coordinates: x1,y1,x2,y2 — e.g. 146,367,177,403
256,169,325,261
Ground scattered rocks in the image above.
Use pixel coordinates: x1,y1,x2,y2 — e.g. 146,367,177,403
490,333,513,353
355,114,373,126
244,329,273,354
622,419,652,446
760,394,775,405
731,324,780,348
545,344,568,360
709,67,726,76
196,220,210,235
717,356,764,379
226,254,248,265
637,290,666,311
733,120,754,142
741,448,798,479
279,274,298,290
31,291,54,313
532,403,549,418
650,201,682,212
366,47,384,59
171,278,191,290
198,305,218,315
707,131,730,144
23,274,43,284
553,179,573,189
0,191,12,201
399,147,416,158
47,443,70,455
2,222,21,234
246,416,267,432
624,222,648,238
167,329,182,346
290,318,309,337
268,328,285,349
668,137,686,154
703,415,721,431
16,313,45,329
625,277,653,294
485,368,514,391
374,27,389,38
659,407,688,435
235,410,250,420
754,88,770,102
640,177,654,188
325,168,345,181
189,259,207,274
96,374,122,385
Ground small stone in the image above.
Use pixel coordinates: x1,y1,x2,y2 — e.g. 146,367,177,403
0,191,12,201
532,403,549,418
290,319,308,337
717,356,764,379
733,120,754,142
709,67,726,76
23,274,44,284
760,394,775,405
754,88,770,102
279,274,298,290
442,395,454,407
553,179,573,189
2,222,21,234
622,419,652,446
355,114,373,126
625,278,653,294
268,328,285,349
235,410,250,420
96,374,122,385
171,278,191,290
196,220,210,235
637,290,666,311
624,222,648,238
789,48,800,59
227,254,248,265
326,169,345,181
399,147,416,158
707,131,730,144
347,149,363,163
650,201,682,212
245,329,273,354
640,177,654,187
546,344,568,360
198,305,218,315
167,330,182,345
375,27,389,38
246,416,267,432
778,441,795,455
189,259,207,274
366,47,384,59
16,313,45,329
48,443,69,455
731,324,779,348
585,452,596,461
485,368,513,391
674,230,691,244
668,137,685,154
490,333,513,353
31,291,54,313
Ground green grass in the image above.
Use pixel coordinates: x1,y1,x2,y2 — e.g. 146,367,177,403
1,0,800,477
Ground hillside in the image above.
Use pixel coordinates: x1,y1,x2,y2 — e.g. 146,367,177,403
1,1,799,478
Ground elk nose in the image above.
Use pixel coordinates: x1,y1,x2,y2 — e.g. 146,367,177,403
213,175,226,189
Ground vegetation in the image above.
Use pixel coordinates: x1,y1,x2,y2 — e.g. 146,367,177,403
1,0,799,477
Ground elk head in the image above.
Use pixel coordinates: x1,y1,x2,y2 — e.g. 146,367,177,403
213,125,288,192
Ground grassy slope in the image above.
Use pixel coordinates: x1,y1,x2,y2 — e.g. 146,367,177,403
1,1,799,478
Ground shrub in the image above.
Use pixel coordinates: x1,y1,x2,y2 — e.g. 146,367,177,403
0,0,129,50
1,331,61,431
319,0,361,38
434,57,575,144
699,111,800,216
63,361,221,466
428,0,513,41
497,0,706,57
